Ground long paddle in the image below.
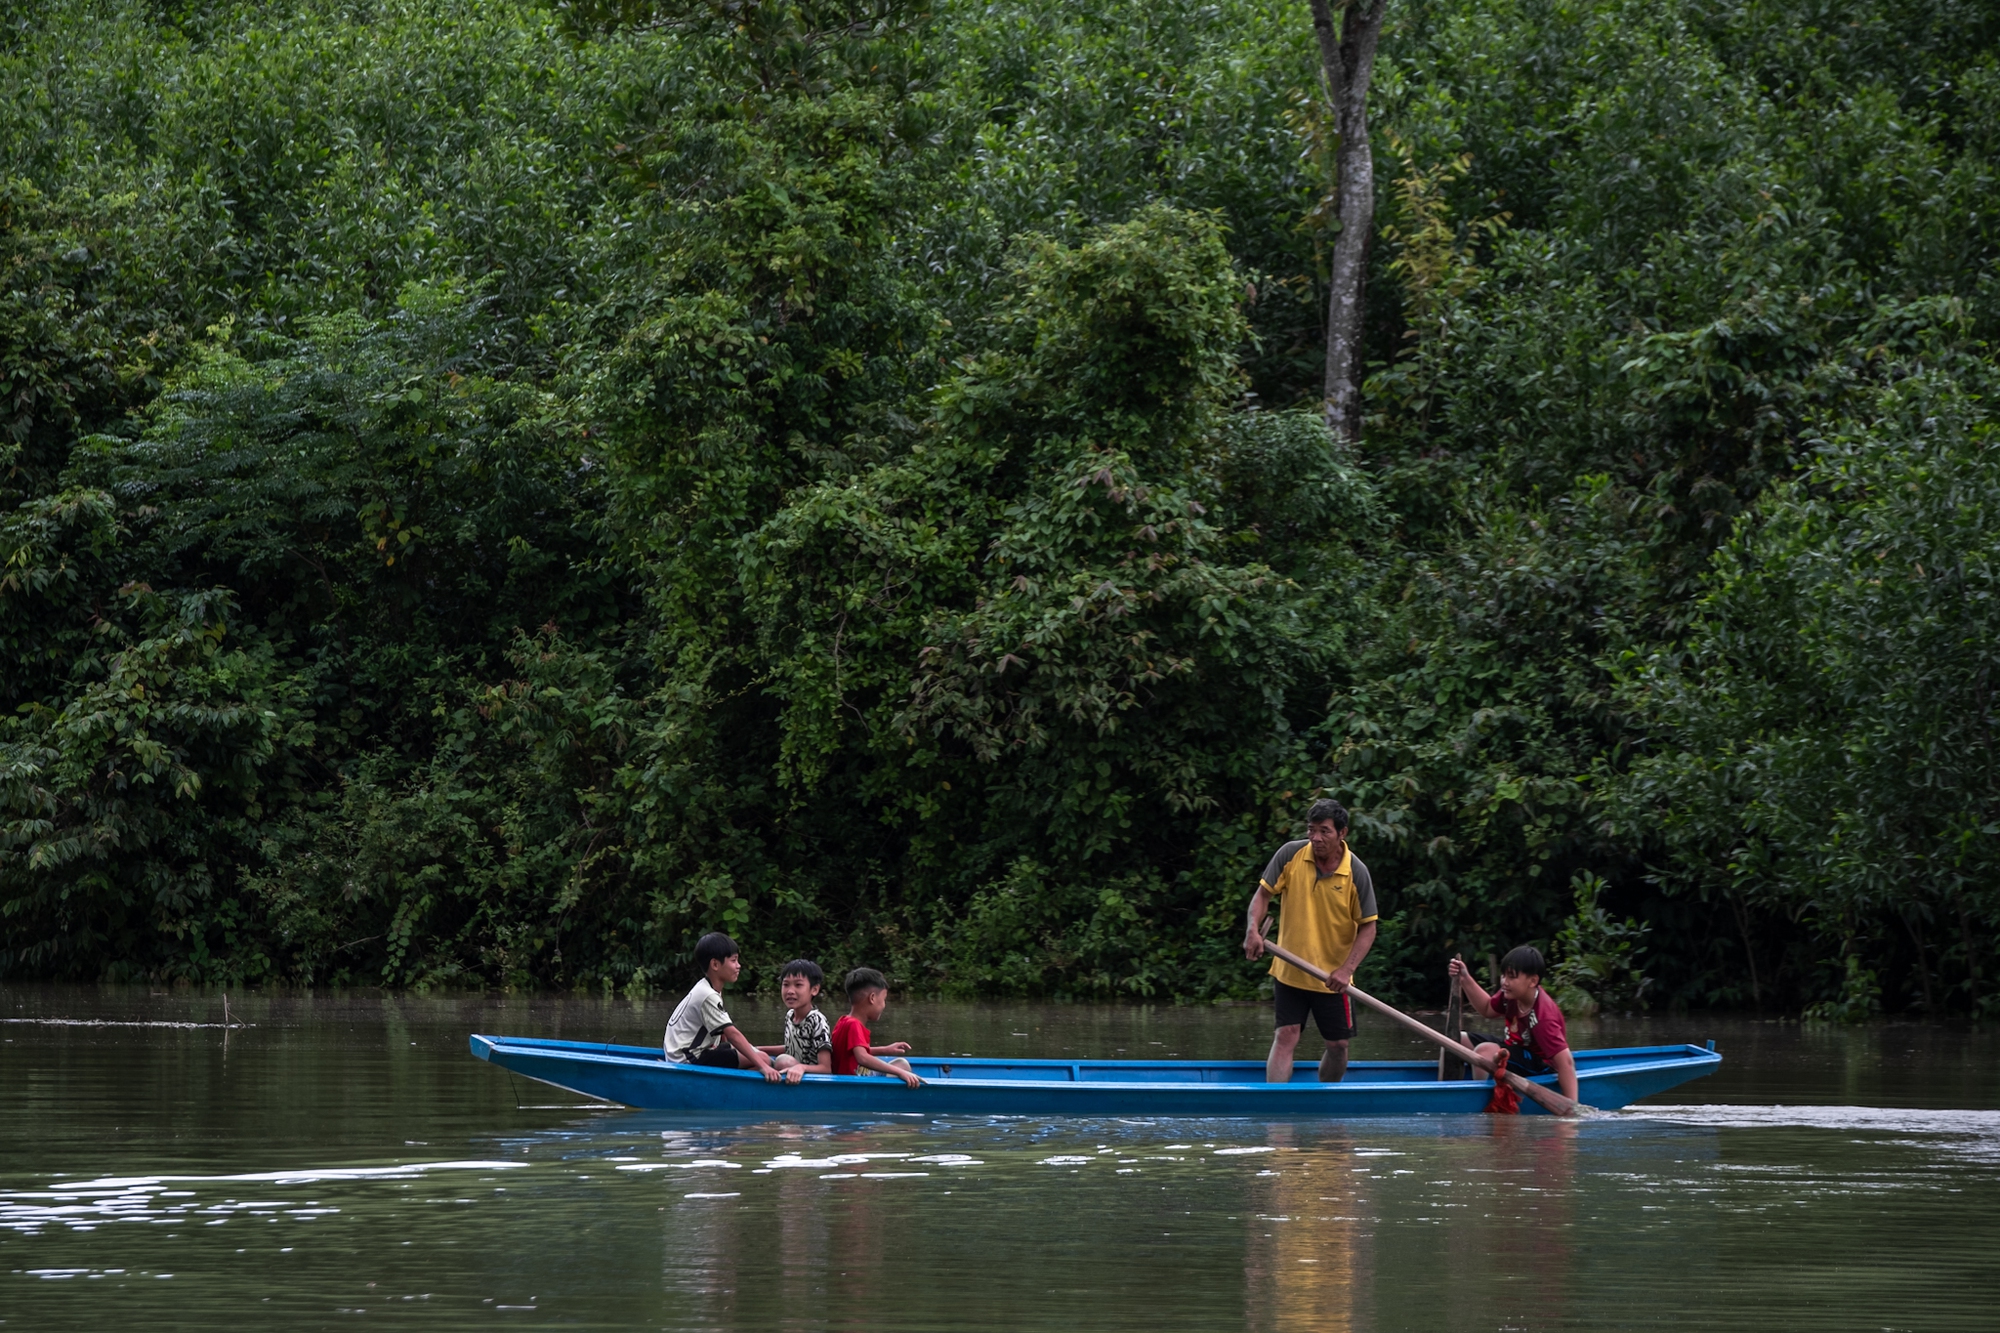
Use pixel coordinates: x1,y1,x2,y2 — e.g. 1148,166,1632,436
1437,957,1467,1082
1257,934,1588,1118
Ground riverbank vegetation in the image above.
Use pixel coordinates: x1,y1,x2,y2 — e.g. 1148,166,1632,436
1,0,1994,1015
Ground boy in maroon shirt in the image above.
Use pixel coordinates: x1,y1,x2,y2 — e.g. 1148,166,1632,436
830,968,923,1088
1448,945,1579,1102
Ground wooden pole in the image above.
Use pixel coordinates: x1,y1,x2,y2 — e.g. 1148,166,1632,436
1257,936,1587,1117
1438,957,1466,1081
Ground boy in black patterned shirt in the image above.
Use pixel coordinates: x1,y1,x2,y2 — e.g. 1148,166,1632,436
756,958,833,1081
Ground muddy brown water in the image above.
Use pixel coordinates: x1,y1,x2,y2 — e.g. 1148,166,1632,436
4,986,1997,1330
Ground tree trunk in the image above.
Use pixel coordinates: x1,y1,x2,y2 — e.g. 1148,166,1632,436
1901,909,1936,1014
1956,895,1981,1007
1728,890,1762,1010
1308,0,1387,442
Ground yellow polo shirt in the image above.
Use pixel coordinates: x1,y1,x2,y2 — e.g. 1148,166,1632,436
1261,840,1377,993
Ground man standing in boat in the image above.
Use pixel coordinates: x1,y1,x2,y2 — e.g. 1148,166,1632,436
1243,798,1378,1083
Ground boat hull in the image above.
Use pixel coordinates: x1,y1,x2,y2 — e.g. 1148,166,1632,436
469,1035,1720,1117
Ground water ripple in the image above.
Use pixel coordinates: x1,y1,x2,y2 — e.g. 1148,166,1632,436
0,1161,523,1235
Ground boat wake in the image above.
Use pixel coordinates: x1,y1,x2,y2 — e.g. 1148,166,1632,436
1622,1104,2000,1159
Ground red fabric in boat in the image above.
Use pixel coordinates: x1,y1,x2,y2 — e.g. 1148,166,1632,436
1484,1047,1520,1114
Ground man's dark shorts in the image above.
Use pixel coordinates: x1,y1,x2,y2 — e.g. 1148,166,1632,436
1273,978,1357,1041
692,1043,740,1069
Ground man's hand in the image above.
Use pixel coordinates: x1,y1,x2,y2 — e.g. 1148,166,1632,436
1245,886,1274,959
758,1061,783,1084
876,1041,911,1056
896,1067,924,1089
1448,956,1469,989
1328,966,1354,992
782,1064,804,1085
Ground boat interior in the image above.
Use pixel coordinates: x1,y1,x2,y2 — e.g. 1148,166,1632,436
482,1037,1713,1085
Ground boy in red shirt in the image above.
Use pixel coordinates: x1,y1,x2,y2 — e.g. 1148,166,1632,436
830,968,923,1088
1448,945,1579,1102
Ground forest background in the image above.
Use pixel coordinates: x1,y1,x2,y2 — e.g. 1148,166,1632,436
1,0,1994,1017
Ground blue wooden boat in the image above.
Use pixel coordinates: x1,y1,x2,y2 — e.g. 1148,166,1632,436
469,1034,1720,1117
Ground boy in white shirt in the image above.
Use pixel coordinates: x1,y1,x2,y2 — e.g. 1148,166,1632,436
662,932,781,1082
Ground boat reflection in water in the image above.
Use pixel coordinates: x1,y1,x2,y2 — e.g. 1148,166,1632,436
639,1111,1631,1332
776,1148,837,1325
1466,1117,1579,1329
1241,1115,1592,1333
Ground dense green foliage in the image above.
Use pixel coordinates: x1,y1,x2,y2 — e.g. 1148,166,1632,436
1,0,1993,1013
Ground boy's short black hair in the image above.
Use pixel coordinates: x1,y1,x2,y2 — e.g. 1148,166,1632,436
1306,798,1349,831
1500,945,1546,977
694,932,740,968
844,966,888,997
780,958,824,988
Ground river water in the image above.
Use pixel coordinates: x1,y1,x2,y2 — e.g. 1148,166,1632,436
4,986,1997,1330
